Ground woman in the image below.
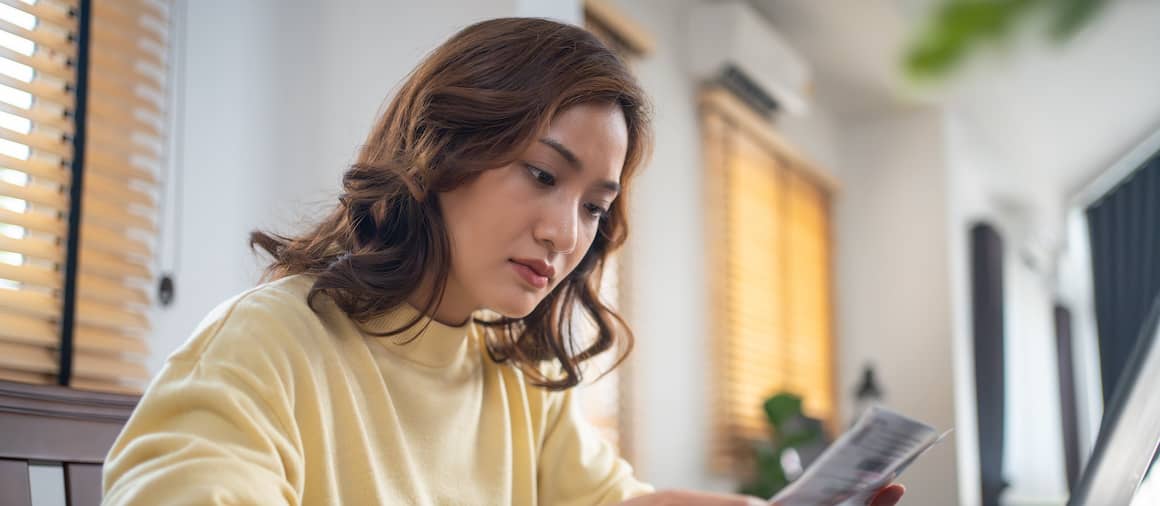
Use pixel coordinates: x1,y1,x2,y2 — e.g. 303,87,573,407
103,17,904,506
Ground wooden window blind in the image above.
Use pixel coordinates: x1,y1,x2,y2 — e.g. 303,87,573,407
702,87,837,470
0,0,168,394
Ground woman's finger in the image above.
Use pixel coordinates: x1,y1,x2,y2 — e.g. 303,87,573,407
867,483,906,505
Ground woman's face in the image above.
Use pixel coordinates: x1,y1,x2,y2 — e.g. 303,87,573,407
437,102,628,321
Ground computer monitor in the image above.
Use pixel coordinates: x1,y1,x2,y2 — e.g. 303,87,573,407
1069,295,1160,505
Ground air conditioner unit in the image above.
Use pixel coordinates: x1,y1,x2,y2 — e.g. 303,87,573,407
688,2,812,118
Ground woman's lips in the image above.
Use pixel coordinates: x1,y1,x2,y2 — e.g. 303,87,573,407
510,260,550,289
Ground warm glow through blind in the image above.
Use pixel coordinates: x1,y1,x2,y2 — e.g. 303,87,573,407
73,0,168,394
0,0,82,386
703,91,836,469
0,0,168,394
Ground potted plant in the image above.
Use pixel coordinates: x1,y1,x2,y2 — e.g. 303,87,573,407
739,392,830,498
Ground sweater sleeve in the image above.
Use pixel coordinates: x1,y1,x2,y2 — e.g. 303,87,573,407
103,296,305,506
537,388,654,506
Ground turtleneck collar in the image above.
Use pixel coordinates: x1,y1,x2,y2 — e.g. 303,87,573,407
361,302,474,369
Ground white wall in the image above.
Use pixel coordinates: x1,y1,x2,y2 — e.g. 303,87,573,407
777,104,842,179
152,0,526,371
516,0,582,23
151,0,284,372
605,0,720,491
833,107,961,505
1003,255,1068,503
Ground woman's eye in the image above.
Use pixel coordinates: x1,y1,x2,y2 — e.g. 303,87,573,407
526,165,555,186
584,203,609,219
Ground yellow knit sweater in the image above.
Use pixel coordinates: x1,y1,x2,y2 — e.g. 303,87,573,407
103,274,651,505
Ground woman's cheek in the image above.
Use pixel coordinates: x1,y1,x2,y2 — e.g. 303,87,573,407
571,228,599,265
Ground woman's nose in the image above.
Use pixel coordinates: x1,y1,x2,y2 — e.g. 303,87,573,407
534,201,579,254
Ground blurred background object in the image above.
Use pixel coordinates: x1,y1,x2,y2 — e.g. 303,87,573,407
0,1,1156,504
738,392,829,498
852,363,884,423
905,0,1108,79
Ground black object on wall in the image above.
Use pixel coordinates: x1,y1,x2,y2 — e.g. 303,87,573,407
1086,152,1160,403
970,223,1007,506
1053,304,1081,492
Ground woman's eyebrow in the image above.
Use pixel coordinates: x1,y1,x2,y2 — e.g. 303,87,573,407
539,138,582,169
539,137,620,193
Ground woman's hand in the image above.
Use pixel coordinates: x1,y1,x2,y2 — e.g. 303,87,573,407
618,483,906,506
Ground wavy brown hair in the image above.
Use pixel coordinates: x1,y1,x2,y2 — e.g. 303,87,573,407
250,17,652,390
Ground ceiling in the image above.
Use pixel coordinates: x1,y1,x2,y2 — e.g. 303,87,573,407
749,0,1160,224
749,0,928,116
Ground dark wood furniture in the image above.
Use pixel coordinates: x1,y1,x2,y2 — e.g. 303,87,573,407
0,380,137,506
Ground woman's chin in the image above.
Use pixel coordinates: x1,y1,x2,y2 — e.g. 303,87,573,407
485,292,546,319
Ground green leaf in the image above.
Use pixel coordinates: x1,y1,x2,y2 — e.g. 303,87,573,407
763,393,802,429
902,0,1104,79
1048,0,1105,41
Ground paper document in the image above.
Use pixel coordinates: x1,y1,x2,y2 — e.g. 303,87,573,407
770,406,952,506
